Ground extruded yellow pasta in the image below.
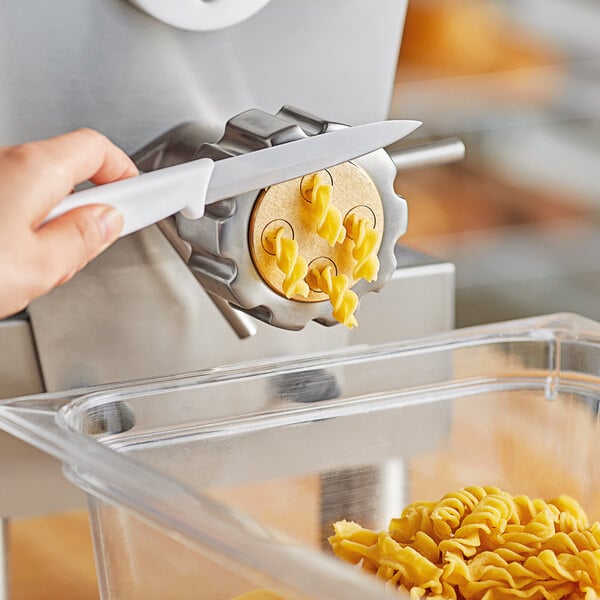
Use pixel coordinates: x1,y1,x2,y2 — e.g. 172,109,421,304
344,213,380,282
329,487,600,600
264,227,309,299
310,265,358,329
304,173,346,246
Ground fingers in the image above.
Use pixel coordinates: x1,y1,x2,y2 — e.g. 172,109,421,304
0,128,135,318
39,128,138,186
34,204,123,288
0,128,137,221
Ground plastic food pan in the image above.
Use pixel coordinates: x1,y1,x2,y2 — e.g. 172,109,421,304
2,313,600,599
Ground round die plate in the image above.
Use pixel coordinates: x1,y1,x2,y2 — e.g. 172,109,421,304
249,161,384,302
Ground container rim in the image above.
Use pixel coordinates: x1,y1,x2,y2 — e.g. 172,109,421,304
53,311,600,421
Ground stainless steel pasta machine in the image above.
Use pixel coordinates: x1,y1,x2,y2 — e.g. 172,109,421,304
136,106,458,332
0,1,462,597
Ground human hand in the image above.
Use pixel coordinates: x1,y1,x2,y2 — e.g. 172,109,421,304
0,128,138,319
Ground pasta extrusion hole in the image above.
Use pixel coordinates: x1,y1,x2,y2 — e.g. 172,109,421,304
344,204,377,230
261,219,294,255
306,257,337,293
300,169,333,202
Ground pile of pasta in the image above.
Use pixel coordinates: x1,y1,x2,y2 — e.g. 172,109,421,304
329,486,600,600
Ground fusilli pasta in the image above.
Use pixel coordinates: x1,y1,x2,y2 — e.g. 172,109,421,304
344,213,380,282
329,486,600,600
310,265,358,329
264,227,309,299
303,173,346,247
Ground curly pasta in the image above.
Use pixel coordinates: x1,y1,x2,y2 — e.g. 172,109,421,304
344,213,380,282
303,173,346,247
329,487,600,600
310,265,358,329
264,227,309,299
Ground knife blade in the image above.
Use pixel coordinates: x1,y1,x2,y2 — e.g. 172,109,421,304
205,119,421,204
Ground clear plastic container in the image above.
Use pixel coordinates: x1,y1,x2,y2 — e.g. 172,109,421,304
3,313,600,599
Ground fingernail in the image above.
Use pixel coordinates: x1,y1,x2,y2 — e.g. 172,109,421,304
97,207,123,245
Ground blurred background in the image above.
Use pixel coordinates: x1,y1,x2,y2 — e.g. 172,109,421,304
391,0,600,327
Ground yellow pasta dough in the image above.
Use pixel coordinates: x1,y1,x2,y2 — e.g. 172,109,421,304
329,486,600,600
344,212,380,282
303,173,346,246
264,226,309,299
309,265,358,329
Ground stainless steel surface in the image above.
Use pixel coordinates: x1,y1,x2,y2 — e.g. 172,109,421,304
156,217,192,263
352,246,456,343
320,461,408,548
177,107,408,330
26,234,454,391
0,0,408,150
0,428,85,518
390,138,467,172
204,117,421,204
0,319,43,400
0,319,84,519
157,217,258,338
206,293,258,340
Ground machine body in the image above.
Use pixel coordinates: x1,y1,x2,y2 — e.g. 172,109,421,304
0,1,458,598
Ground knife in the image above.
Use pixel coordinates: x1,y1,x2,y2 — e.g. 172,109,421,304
44,119,421,237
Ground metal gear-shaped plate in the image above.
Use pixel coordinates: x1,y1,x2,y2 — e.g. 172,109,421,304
176,106,407,330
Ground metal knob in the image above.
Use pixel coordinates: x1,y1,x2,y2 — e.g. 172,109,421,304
390,137,465,172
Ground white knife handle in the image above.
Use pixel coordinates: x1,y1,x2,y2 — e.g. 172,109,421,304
42,157,215,237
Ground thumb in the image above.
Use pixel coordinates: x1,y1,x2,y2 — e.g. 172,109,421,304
35,204,123,286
